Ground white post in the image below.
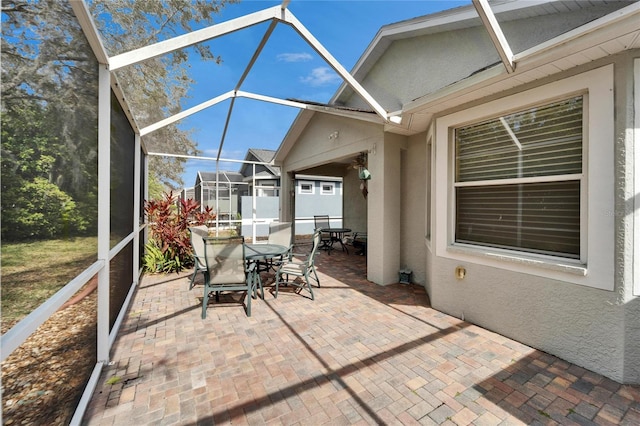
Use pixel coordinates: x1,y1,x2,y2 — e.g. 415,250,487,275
252,163,257,241
97,65,110,362
133,133,141,281
215,163,220,236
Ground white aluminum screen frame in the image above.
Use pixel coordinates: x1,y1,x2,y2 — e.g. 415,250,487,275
635,58,640,297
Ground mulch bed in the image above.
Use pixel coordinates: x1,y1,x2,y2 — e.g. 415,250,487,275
1,284,97,425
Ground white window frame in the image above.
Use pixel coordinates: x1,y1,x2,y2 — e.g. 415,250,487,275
320,181,335,195
298,180,314,195
435,65,614,290
425,126,434,250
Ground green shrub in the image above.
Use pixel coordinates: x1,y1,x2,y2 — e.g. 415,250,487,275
2,177,87,240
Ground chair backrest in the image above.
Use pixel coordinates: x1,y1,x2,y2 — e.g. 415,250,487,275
189,225,209,267
314,215,330,231
203,236,246,284
306,230,322,266
268,222,292,248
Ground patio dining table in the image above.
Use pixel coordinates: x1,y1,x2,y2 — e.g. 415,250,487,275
245,243,289,299
320,228,351,254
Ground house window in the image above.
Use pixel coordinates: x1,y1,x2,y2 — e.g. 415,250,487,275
435,65,615,290
454,96,583,258
321,182,335,195
299,181,314,194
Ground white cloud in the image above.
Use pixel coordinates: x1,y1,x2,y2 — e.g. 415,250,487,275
277,52,313,62
300,67,341,87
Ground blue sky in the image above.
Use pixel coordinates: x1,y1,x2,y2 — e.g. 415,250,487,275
177,0,468,188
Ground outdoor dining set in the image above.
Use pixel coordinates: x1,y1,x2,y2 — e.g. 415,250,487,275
188,216,366,318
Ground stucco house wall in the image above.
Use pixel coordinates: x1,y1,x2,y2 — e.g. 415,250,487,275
342,166,367,237
400,133,427,285
280,113,382,172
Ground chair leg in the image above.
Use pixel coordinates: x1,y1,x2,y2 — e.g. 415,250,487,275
202,288,209,319
189,268,200,290
246,288,252,317
311,266,320,287
256,271,264,299
274,270,281,298
304,271,315,300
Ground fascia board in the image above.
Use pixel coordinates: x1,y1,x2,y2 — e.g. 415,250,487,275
109,6,282,71
295,174,343,182
513,1,640,62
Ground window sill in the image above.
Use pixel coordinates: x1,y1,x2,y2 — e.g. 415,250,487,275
448,244,587,276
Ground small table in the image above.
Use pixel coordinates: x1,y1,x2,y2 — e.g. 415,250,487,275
245,243,289,298
320,228,352,254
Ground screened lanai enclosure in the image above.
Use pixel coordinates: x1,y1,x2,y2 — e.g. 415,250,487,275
6,0,636,424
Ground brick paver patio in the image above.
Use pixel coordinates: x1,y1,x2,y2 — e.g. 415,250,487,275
83,241,640,425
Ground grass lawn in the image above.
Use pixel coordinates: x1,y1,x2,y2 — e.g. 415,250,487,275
1,236,98,332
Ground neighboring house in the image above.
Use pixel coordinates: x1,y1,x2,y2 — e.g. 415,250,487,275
194,170,244,219
179,187,194,202
238,149,282,236
293,174,344,234
274,1,640,384
238,148,281,197
192,149,344,236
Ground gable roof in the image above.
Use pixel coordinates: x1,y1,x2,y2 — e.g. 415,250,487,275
239,148,280,177
196,170,244,186
333,0,637,106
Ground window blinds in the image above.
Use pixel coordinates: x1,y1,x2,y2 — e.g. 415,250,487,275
456,97,583,182
454,96,583,258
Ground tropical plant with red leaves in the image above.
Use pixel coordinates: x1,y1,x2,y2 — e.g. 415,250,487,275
143,191,216,273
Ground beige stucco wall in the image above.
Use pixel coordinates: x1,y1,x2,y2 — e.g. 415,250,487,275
342,166,367,234
399,133,427,285
367,133,404,284
279,114,382,172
